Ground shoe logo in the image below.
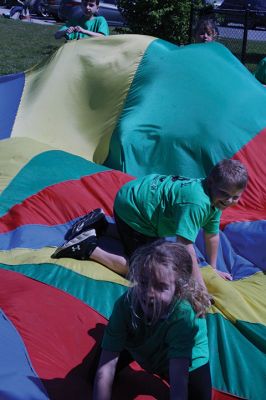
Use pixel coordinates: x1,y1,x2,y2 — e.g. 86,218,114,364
71,245,81,252
76,222,84,232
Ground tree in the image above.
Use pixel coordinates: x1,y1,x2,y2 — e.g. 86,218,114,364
117,0,206,45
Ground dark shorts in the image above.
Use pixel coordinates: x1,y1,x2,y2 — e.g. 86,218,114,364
114,211,159,257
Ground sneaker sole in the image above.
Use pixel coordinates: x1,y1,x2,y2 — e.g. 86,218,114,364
52,229,96,258
65,208,107,240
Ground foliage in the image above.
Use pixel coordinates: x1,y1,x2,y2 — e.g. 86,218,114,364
117,0,206,44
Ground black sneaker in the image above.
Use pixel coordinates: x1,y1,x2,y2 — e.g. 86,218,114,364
51,229,98,260
65,208,107,241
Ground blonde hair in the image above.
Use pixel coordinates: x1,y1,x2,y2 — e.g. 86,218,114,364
127,240,210,327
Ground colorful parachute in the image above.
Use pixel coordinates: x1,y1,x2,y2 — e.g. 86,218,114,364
0,35,265,400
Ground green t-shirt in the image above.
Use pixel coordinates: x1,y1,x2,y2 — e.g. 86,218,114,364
114,174,221,241
102,293,209,375
254,57,266,85
61,16,109,40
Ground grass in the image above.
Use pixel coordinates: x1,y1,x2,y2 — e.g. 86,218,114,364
0,17,62,75
219,36,266,73
0,17,119,75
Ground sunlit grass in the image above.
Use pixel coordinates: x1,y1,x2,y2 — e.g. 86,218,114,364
0,17,62,75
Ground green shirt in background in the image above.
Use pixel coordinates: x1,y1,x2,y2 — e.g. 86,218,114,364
102,293,209,375
114,174,221,241
254,57,266,85
61,16,109,40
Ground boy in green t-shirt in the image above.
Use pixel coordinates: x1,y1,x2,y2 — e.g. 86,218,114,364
54,0,109,41
52,159,248,291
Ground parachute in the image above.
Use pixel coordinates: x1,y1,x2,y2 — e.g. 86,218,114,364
0,35,265,400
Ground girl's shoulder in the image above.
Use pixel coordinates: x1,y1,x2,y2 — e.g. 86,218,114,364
167,300,206,334
171,300,207,326
107,292,132,326
115,291,129,306
113,292,132,314
170,300,196,321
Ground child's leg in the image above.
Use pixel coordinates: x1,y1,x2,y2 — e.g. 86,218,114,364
188,362,212,400
10,6,23,18
90,214,159,275
52,209,158,276
115,350,134,375
114,211,159,256
89,246,128,276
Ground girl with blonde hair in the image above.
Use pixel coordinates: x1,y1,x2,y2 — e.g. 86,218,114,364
93,240,211,400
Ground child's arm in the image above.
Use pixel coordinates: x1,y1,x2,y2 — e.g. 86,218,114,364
204,232,232,280
204,232,219,268
54,26,75,40
177,235,207,291
169,357,190,400
74,26,104,37
75,17,109,37
54,29,67,39
93,349,120,400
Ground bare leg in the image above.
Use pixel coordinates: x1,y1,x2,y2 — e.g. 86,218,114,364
90,247,128,276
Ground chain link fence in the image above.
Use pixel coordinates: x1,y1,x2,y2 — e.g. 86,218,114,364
189,6,266,72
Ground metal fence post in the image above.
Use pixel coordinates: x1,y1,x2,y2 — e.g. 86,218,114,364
188,0,194,44
241,8,249,65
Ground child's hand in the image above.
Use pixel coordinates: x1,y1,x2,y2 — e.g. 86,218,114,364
75,26,86,34
208,295,215,306
215,270,232,280
66,26,76,34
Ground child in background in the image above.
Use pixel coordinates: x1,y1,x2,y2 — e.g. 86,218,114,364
195,19,218,43
93,240,211,400
8,0,31,20
55,0,109,40
254,56,266,86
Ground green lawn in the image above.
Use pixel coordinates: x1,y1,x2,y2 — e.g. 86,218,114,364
0,17,119,75
0,17,62,75
219,36,266,73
